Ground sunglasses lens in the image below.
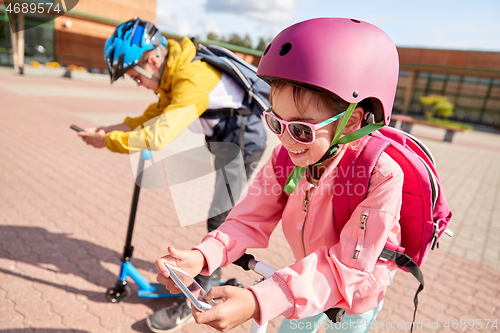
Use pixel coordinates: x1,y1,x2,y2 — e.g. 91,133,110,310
289,123,314,143
265,114,282,135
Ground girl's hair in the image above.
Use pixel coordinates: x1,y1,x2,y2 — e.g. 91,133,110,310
271,80,349,116
270,80,381,125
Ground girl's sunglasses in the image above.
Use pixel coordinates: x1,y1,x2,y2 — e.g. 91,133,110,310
263,107,346,144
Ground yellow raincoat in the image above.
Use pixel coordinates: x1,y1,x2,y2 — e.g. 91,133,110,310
105,37,222,154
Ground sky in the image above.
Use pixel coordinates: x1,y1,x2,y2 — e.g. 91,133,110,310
156,0,500,52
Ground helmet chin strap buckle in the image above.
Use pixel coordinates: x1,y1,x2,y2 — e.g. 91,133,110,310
313,145,339,166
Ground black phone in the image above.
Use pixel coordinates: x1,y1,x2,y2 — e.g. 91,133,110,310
70,124,85,132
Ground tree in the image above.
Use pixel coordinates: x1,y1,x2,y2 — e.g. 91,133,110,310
242,34,252,49
256,37,268,51
207,31,271,51
207,32,219,41
227,33,242,47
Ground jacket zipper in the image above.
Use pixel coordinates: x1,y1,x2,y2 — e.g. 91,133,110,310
301,189,313,257
353,214,368,259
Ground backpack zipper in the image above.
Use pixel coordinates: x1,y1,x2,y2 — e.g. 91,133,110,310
353,214,368,260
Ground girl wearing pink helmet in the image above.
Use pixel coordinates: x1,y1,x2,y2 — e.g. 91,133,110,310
155,18,402,333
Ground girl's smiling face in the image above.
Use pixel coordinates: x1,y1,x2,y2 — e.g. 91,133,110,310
271,84,339,167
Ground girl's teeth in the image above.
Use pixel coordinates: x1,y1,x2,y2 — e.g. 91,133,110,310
291,149,307,154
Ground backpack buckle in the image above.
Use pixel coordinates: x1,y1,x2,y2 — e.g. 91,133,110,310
395,254,413,268
378,247,397,262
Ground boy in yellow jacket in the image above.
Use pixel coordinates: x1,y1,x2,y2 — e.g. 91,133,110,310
77,18,267,333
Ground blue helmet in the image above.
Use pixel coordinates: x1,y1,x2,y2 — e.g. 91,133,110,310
104,17,167,83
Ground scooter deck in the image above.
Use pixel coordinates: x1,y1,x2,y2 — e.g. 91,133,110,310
138,282,183,298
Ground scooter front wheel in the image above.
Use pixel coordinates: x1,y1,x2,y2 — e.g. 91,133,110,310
106,281,131,303
223,278,244,288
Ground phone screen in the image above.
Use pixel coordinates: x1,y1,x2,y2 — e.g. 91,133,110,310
165,264,217,311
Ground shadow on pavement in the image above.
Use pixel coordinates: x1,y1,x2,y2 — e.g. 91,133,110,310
0,225,180,310
0,328,90,333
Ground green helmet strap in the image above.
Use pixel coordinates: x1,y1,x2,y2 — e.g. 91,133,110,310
283,103,385,194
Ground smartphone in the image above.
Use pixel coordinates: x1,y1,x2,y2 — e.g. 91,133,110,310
165,263,217,312
70,124,85,132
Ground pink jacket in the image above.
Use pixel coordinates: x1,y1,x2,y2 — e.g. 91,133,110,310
195,143,403,324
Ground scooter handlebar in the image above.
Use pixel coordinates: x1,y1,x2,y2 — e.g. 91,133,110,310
233,254,277,279
233,253,345,323
233,253,255,271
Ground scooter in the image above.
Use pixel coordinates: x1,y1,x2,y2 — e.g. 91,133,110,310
105,149,240,302
106,149,180,302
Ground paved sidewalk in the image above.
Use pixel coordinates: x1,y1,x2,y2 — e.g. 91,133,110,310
0,68,499,333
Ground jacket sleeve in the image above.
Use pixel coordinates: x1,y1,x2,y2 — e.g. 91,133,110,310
194,145,288,273
122,100,168,132
247,153,404,323
105,63,220,154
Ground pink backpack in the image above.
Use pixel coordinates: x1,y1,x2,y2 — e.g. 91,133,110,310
276,126,453,321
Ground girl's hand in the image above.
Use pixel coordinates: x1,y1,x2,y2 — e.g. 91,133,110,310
155,246,206,293
192,286,260,332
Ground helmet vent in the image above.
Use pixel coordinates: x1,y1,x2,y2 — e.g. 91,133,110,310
350,19,361,23
264,43,272,56
279,43,292,56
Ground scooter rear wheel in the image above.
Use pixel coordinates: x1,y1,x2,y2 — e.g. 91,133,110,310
106,281,131,303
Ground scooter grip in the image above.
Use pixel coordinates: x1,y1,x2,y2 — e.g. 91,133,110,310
233,253,255,271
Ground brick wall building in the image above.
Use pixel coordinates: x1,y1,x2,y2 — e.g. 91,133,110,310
395,48,500,127
1,1,499,127
53,0,156,69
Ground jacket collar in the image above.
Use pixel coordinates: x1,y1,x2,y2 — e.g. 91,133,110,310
155,37,197,95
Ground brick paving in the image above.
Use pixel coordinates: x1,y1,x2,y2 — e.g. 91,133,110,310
0,67,499,333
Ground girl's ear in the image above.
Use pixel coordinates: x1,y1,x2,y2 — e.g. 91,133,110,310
342,107,365,134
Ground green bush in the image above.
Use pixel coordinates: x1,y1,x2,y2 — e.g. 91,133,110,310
420,95,455,119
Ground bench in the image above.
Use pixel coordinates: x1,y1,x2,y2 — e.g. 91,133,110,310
389,114,466,143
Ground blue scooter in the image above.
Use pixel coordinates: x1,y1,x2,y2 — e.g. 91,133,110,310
106,149,242,302
106,150,180,302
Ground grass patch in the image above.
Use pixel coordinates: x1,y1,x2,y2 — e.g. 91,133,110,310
422,118,473,130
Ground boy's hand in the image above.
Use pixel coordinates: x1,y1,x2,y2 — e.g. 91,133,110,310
78,129,106,148
192,286,260,332
155,246,206,293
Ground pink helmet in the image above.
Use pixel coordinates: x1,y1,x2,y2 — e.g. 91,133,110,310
257,18,399,125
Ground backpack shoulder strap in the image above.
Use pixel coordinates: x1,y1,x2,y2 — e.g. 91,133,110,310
333,136,390,228
379,244,424,329
194,43,270,116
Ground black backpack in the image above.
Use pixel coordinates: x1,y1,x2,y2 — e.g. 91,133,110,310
192,40,270,118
